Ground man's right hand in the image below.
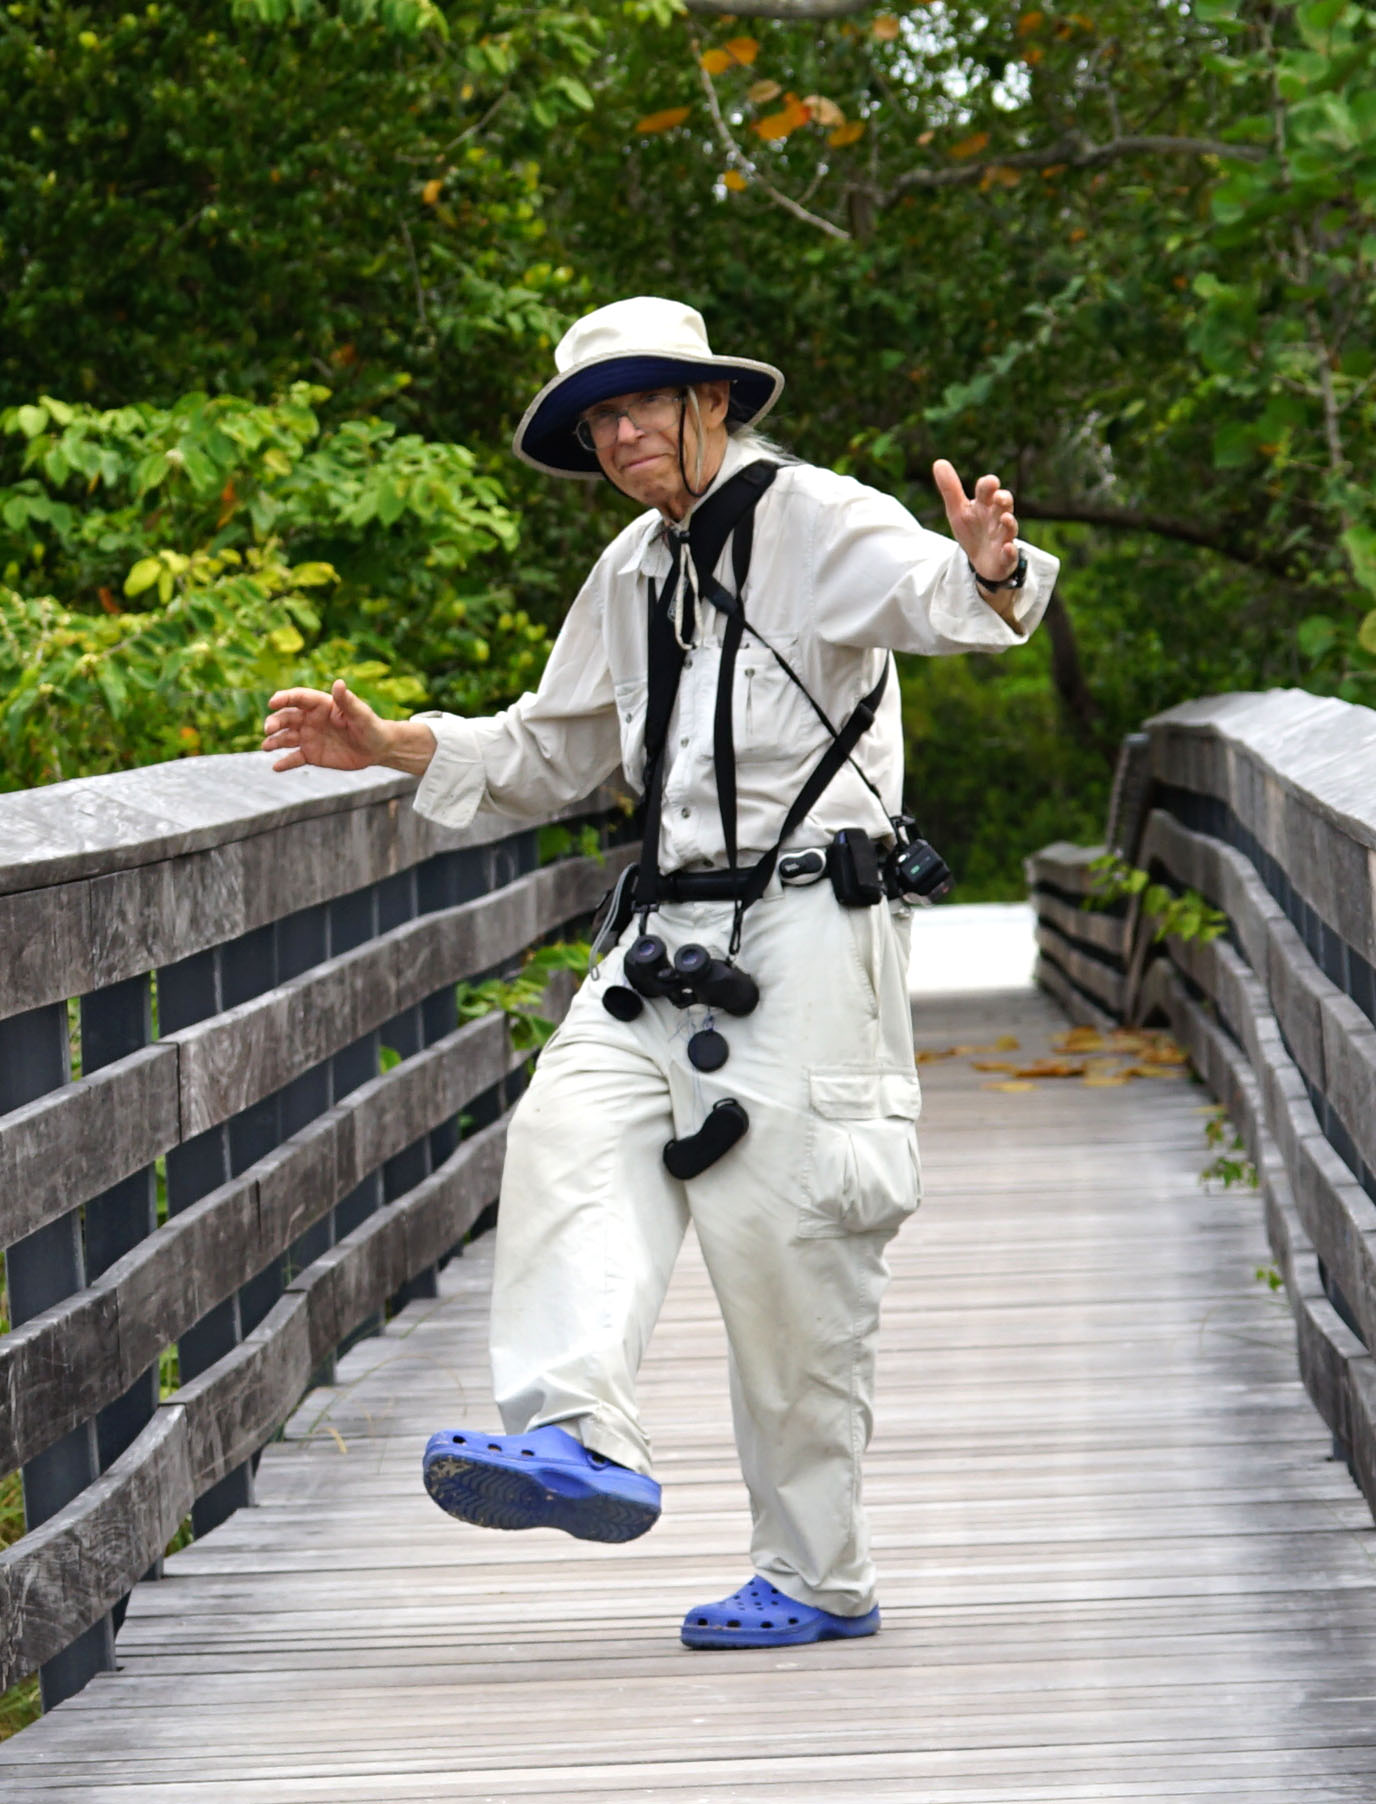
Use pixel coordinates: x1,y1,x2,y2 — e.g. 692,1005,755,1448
262,680,436,776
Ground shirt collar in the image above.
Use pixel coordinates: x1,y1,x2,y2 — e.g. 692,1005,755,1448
613,436,754,581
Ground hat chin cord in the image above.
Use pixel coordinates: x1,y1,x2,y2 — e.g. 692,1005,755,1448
678,386,710,504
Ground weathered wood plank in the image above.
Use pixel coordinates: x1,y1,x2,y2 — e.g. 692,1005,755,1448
0,1406,193,1692
286,1118,508,1371
173,849,624,1135
1032,922,1124,1014
1026,888,1127,960
1135,956,1376,1520
0,1016,518,1477
6,982,1376,1797
0,1043,179,1249
1,756,623,1014
177,1297,315,1495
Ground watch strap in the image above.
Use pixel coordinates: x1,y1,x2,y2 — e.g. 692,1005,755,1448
968,547,1027,592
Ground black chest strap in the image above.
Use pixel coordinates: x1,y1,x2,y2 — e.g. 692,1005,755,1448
635,458,889,945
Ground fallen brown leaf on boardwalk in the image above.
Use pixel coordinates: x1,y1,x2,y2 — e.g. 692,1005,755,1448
971,1059,1020,1072
984,1080,1037,1092
1083,1070,1130,1086
1014,1058,1087,1078
915,1047,958,1063
1138,1041,1188,1065
1054,1027,1104,1052
994,1034,1020,1050
1121,1062,1187,1079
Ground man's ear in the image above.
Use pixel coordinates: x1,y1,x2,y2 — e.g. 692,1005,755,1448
695,380,732,428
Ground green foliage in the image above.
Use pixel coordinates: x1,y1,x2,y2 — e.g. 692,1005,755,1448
0,1,600,435
455,941,589,1052
1202,1107,1260,1192
1086,854,1230,946
0,388,550,788
537,822,606,866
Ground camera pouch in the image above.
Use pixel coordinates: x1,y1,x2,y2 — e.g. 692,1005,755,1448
826,829,884,908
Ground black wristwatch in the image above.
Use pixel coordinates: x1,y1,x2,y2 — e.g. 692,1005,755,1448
968,548,1027,592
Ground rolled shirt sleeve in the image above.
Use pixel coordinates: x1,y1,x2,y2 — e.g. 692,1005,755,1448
411,579,623,831
802,471,1057,654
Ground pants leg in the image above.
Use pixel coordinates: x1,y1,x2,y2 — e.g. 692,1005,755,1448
489,881,920,1611
490,1016,688,1477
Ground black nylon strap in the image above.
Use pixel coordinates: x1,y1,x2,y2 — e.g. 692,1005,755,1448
635,457,888,928
637,464,778,909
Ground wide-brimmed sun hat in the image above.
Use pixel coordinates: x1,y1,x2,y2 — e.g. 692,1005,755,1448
512,296,785,479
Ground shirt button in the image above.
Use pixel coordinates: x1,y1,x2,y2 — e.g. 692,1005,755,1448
680,735,689,747
684,657,693,669
680,807,691,818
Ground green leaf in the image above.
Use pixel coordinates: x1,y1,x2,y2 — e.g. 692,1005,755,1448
124,556,163,597
1357,610,1376,657
1297,614,1338,660
14,405,49,439
1342,525,1376,597
1212,421,1261,469
96,662,128,718
289,561,339,587
1297,0,1349,44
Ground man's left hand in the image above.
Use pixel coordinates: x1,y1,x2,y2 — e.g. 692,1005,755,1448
932,459,1019,585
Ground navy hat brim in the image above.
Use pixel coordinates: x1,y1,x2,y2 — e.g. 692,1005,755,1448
512,354,784,478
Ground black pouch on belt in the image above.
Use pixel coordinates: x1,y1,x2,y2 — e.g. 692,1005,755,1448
826,828,885,907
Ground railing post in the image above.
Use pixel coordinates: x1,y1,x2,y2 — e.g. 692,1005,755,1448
158,948,253,1537
329,885,384,1342
0,1003,117,1709
81,973,162,1610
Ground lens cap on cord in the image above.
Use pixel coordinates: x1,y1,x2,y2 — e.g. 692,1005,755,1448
687,1027,729,1072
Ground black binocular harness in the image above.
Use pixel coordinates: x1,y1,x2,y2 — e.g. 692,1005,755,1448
595,458,906,1181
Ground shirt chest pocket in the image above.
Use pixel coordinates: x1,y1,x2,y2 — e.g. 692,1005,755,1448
613,676,647,791
729,633,818,766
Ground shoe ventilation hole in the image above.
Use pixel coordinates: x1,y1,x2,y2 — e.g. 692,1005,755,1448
726,1619,741,1629
487,1443,501,1451
761,1620,773,1629
787,1617,798,1625
452,1435,465,1444
520,1448,534,1457
695,1618,708,1626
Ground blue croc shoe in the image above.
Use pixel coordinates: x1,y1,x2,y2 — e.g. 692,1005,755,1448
422,1425,661,1543
681,1577,880,1649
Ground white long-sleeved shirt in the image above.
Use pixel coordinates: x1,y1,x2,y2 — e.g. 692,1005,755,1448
413,436,1058,865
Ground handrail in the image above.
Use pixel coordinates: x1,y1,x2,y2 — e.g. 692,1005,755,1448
0,754,630,1709
1028,689,1376,1526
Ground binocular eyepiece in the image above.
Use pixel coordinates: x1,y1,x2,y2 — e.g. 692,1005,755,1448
613,935,759,1018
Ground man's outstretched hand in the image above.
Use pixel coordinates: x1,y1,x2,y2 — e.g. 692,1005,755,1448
932,459,1020,586
262,680,392,772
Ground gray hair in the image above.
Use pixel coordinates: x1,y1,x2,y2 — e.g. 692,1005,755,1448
726,420,800,465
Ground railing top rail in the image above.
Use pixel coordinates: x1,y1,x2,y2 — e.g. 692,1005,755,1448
1147,688,1376,852
0,755,427,898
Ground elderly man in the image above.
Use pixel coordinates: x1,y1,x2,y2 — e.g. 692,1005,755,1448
263,297,1057,1649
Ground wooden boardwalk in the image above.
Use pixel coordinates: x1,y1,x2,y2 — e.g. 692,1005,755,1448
5,984,1376,1801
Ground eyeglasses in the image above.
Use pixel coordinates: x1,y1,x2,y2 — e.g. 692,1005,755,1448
575,389,685,452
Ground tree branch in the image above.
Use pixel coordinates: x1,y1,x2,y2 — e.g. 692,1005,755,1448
693,45,851,241
682,0,872,16
877,133,1263,207
1014,493,1314,589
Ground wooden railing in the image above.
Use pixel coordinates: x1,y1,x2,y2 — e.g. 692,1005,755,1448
1029,690,1376,1522
0,755,629,1710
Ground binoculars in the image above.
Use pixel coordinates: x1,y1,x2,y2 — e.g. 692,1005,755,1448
602,935,759,1022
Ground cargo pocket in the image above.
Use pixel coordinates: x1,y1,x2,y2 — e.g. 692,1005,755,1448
799,1068,923,1239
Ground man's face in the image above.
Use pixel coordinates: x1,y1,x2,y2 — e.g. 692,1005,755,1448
584,382,730,518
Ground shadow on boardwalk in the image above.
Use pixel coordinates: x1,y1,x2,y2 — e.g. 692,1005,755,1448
4,986,1376,1802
